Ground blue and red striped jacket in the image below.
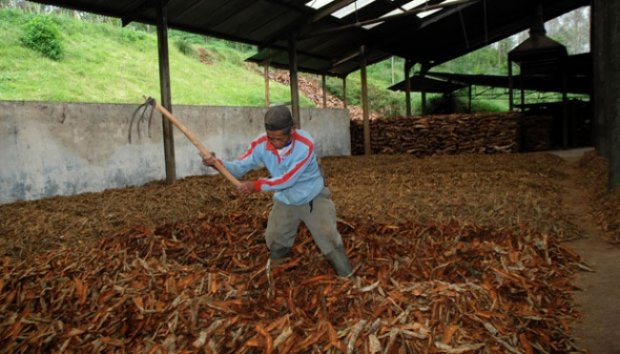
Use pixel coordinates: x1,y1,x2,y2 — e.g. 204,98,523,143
222,129,324,206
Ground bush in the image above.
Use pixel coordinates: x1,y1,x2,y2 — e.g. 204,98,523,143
174,38,195,57
0,7,24,24
121,29,146,43
19,15,64,60
471,100,505,113
170,30,206,45
326,77,405,117
425,94,466,114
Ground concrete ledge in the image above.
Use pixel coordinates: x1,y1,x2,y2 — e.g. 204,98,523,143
0,101,350,204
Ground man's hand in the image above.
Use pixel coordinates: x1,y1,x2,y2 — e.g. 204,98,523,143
238,180,256,195
201,152,217,167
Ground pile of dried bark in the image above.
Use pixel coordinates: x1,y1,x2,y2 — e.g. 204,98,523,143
520,115,554,152
268,70,380,122
0,154,583,262
270,71,341,109
576,151,620,242
350,113,521,156
324,154,582,242
0,213,584,353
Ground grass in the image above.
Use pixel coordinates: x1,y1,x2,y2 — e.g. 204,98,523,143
1,8,563,115
0,8,312,106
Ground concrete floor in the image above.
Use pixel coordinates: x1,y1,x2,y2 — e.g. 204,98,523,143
550,147,620,354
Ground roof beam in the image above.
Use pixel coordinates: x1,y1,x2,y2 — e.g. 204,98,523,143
254,46,340,67
399,0,589,66
417,0,477,29
302,0,478,39
337,0,415,25
29,0,119,18
121,0,171,27
121,0,150,27
312,0,356,22
331,50,361,68
167,0,206,23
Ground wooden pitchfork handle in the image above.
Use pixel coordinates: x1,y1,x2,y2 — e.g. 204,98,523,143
150,98,242,188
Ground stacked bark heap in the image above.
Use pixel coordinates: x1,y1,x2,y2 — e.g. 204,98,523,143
351,113,521,156
1,213,583,352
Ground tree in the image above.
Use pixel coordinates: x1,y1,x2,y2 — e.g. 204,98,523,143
496,37,514,67
545,6,590,54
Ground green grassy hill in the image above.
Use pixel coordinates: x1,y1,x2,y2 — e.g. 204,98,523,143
0,8,312,106
1,7,511,115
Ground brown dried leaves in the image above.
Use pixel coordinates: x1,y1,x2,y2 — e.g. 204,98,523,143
1,213,583,353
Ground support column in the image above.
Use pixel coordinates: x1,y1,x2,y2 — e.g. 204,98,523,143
508,60,514,111
593,0,620,190
264,58,270,107
361,45,371,156
421,65,429,115
322,74,327,108
593,0,607,159
562,60,568,148
404,59,413,117
156,0,175,184
468,84,472,113
288,34,301,127
342,76,347,109
519,65,525,112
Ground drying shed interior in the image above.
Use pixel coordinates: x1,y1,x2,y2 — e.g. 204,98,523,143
2,0,620,353
2,151,620,352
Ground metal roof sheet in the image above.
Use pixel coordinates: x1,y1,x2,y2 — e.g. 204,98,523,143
426,53,591,94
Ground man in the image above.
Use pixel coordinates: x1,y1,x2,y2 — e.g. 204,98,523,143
202,105,353,277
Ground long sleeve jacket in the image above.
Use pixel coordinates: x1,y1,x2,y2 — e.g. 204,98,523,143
222,129,325,206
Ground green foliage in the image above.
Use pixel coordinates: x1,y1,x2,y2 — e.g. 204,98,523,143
434,45,505,75
169,30,206,45
470,100,505,112
19,15,64,60
174,38,195,57
120,28,146,43
1,6,570,113
325,64,407,118
425,94,468,114
0,8,306,106
0,7,23,23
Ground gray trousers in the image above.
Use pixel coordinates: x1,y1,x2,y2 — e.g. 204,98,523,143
265,187,344,257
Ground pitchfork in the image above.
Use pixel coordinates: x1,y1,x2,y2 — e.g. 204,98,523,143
129,96,242,187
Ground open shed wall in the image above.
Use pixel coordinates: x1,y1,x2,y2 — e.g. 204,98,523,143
0,101,350,204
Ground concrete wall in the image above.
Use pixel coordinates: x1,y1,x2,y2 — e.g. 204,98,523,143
0,101,350,204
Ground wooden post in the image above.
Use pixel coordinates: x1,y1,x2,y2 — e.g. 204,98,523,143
593,0,620,190
508,60,513,111
468,84,472,112
361,45,371,156
404,60,413,117
519,65,525,112
322,74,327,108
342,76,347,108
562,61,568,148
264,59,270,107
288,34,301,127
156,0,175,184
421,65,428,115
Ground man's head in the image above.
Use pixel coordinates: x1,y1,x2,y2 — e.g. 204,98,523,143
264,105,295,149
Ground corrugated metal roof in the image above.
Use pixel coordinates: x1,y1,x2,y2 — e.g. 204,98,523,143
426,53,591,94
